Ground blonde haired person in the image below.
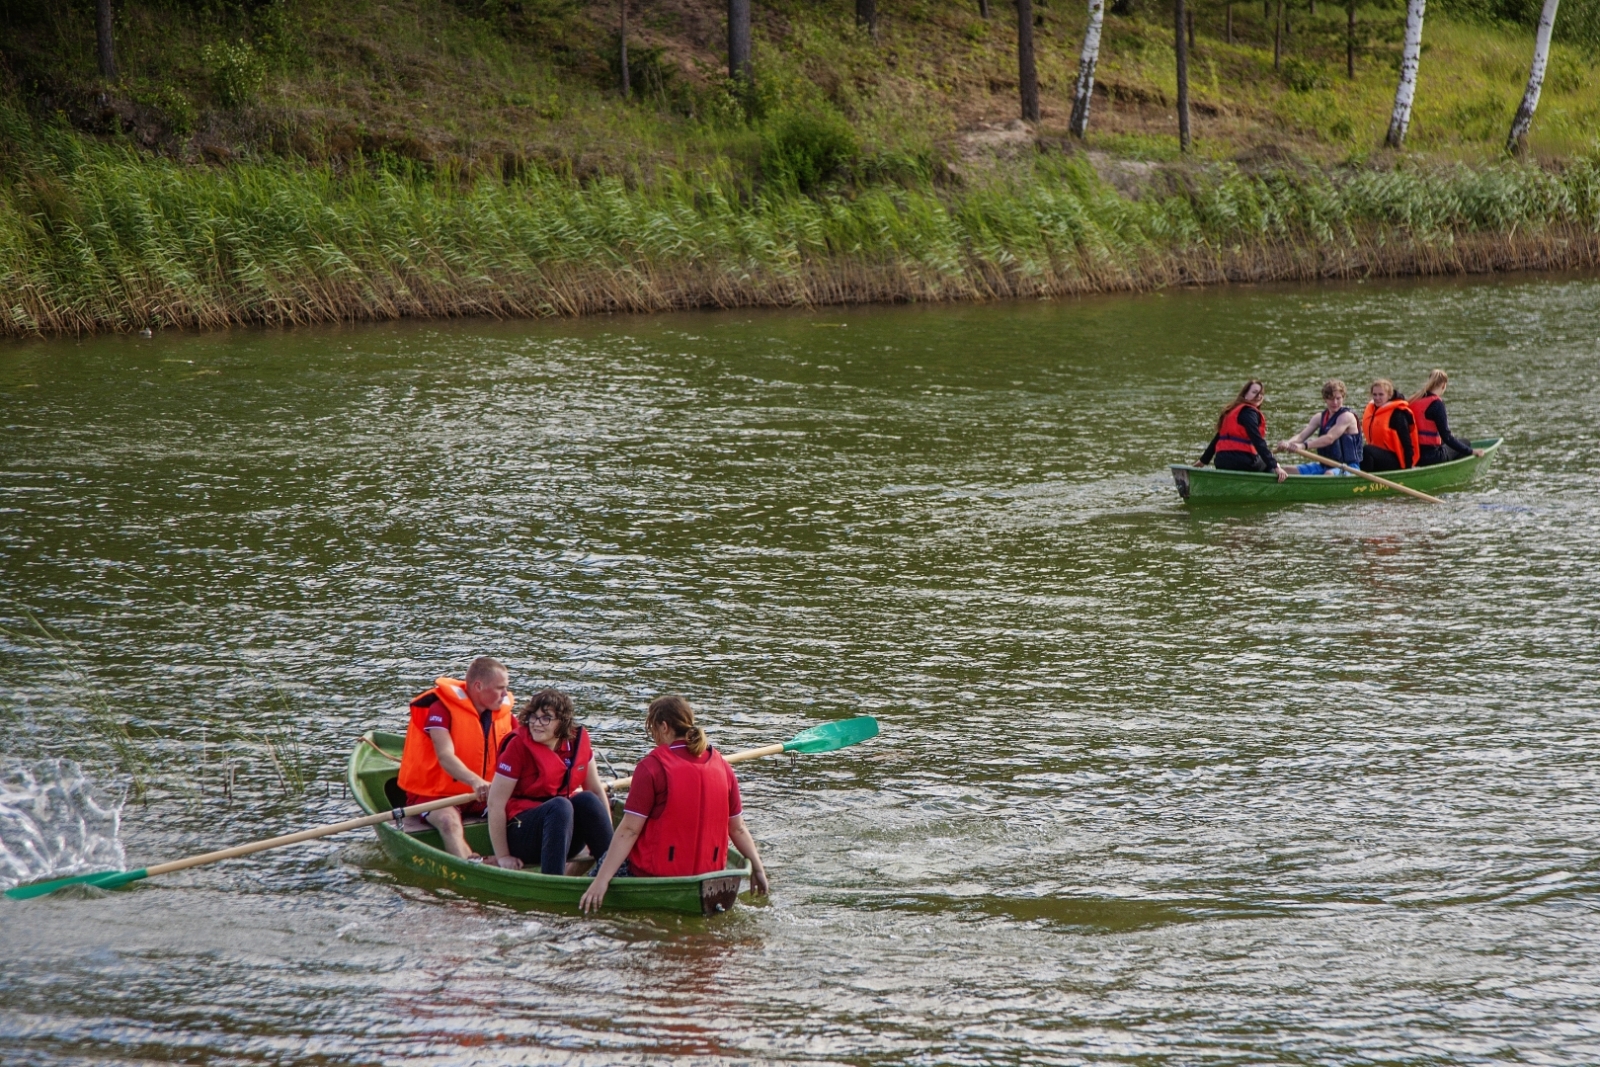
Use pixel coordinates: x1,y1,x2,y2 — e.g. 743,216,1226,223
1277,379,1362,474
1360,379,1418,473
580,695,769,913
1409,369,1484,466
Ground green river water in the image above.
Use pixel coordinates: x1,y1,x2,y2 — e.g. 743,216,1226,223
3,274,1600,1065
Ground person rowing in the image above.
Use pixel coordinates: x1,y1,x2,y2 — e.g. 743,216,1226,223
580,695,770,913
1360,379,1418,473
1277,379,1362,475
1409,369,1483,466
395,657,516,860
485,688,613,874
1197,379,1287,482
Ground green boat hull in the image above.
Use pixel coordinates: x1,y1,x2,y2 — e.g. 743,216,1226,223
1170,438,1501,505
346,731,747,915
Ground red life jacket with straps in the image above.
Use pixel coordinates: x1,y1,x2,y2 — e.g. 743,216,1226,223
1409,394,1443,446
1215,402,1264,455
1362,400,1420,469
630,745,734,877
396,677,515,798
496,725,593,818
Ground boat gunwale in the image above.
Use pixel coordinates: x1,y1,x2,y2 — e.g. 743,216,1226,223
1169,437,1501,503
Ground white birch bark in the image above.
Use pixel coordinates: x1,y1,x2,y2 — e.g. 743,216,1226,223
1507,0,1560,155
1069,0,1105,138
1385,0,1426,148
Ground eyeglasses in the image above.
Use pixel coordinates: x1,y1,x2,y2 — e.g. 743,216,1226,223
525,711,555,725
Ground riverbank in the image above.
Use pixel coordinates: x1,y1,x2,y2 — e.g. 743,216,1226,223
3,124,1598,337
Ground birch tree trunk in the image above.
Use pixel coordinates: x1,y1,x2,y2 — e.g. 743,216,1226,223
1506,0,1560,156
1069,0,1105,138
1017,0,1041,122
728,0,752,82
1175,0,1191,152
1385,0,1425,148
96,0,117,80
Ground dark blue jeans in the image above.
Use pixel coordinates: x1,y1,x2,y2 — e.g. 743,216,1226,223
507,793,614,875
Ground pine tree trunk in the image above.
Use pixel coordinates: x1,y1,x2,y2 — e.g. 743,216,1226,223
1347,0,1356,78
980,0,991,18
619,0,630,96
1017,0,1041,122
97,0,117,80
1273,0,1283,69
728,0,752,81
1385,0,1425,148
857,0,879,40
1506,0,1560,156
1069,0,1105,137
1175,0,1191,152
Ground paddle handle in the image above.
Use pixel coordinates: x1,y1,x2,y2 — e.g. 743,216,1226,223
1285,445,1443,504
604,742,787,791
143,794,476,878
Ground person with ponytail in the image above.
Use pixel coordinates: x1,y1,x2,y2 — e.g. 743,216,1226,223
1197,379,1288,483
1409,369,1483,466
485,688,612,875
580,695,769,913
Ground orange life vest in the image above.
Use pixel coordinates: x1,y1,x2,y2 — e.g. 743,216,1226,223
630,746,734,877
1362,400,1419,469
396,677,515,799
1215,402,1264,455
1409,394,1443,447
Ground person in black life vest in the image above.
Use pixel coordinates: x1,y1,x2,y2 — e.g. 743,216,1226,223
1360,379,1419,473
1409,369,1484,466
485,688,613,875
580,695,770,914
1277,378,1362,474
1198,379,1288,483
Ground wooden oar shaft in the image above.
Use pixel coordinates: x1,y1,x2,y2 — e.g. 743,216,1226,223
605,742,786,792
1286,446,1443,504
143,794,475,877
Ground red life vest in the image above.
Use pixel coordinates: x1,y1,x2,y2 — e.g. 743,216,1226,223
1215,402,1264,455
498,725,592,817
630,746,733,877
1362,400,1419,469
396,677,515,798
1409,395,1442,446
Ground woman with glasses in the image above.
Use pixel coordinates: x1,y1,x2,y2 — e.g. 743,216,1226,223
580,694,770,913
485,688,612,875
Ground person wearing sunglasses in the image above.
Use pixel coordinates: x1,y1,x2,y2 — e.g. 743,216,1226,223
485,688,612,875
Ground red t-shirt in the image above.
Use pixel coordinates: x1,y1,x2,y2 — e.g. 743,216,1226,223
623,744,742,822
495,730,591,818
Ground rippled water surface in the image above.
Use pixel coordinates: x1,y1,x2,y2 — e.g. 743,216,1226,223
4,275,1600,1065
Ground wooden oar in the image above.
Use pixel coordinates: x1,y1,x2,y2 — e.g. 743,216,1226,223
1285,445,1443,504
5,793,479,901
605,716,880,791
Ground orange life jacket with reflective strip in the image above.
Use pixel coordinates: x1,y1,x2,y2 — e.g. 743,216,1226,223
396,677,515,798
1362,400,1419,469
1409,395,1443,447
1215,402,1263,455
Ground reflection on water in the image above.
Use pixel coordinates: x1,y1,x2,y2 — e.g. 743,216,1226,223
0,761,124,889
3,273,1600,1064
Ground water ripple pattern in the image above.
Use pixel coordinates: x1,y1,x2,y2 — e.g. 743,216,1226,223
3,275,1600,1064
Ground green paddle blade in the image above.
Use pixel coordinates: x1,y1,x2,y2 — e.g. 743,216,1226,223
782,716,880,755
4,868,148,900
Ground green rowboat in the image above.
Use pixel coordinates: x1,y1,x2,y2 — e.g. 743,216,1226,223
347,731,748,915
1170,438,1501,505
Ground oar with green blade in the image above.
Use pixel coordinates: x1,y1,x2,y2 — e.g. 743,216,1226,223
4,793,479,901
605,716,879,790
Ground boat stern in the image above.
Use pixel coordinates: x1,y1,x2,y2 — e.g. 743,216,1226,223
1170,466,1192,500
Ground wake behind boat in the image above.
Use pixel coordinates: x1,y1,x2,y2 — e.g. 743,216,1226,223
1170,437,1501,504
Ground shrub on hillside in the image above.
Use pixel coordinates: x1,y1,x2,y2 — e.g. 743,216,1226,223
203,40,266,110
760,110,858,193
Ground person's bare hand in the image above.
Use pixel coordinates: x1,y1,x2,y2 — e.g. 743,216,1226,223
487,855,522,870
580,879,609,914
749,866,770,897
1473,448,1485,458
1275,467,1288,483
473,782,491,803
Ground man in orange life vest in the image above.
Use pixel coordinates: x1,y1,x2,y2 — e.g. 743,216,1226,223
395,657,516,860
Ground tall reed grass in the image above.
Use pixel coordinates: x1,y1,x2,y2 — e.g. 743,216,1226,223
4,118,1599,336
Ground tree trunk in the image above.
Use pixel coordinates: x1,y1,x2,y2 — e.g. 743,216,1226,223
1175,0,1191,152
1309,0,1315,15
1385,0,1425,148
619,0,630,96
1273,0,1283,69
980,0,992,18
96,0,117,80
1506,0,1560,156
1226,3,1233,42
1069,0,1106,137
1347,0,1356,78
1187,4,1195,48
728,0,752,81
1111,0,1134,16
1017,0,1041,122
857,0,878,39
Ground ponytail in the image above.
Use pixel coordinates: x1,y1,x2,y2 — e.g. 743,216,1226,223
683,726,708,757
646,694,708,755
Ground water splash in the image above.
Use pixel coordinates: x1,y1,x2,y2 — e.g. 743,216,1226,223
0,760,125,891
